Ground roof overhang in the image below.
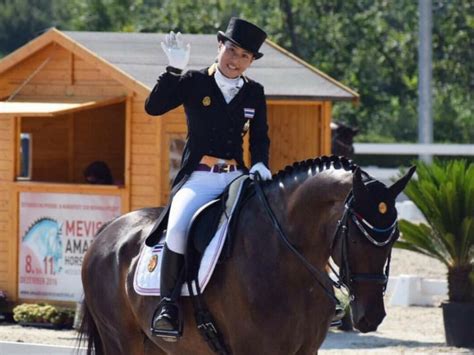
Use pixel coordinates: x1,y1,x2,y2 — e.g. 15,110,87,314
0,96,126,117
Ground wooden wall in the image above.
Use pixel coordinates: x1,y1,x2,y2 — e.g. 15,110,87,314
0,117,17,299
267,102,330,171
128,98,160,211
0,43,129,102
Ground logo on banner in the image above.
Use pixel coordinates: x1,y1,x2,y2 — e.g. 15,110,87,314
22,218,63,274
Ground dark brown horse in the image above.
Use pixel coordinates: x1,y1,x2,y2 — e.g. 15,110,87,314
79,156,415,354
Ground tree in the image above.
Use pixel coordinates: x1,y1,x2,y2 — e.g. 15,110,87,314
0,0,70,56
1,0,472,144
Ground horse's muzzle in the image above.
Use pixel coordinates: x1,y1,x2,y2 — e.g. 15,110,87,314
353,311,386,333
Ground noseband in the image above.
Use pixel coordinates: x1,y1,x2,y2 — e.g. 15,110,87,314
253,174,398,305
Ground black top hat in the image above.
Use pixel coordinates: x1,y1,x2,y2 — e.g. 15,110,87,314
217,18,267,59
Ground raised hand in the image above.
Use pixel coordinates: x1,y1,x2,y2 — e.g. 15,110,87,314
161,31,191,70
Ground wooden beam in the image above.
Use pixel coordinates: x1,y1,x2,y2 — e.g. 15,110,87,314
267,100,323,106
69,52,75,85
124,96,132,211
321,102,332,155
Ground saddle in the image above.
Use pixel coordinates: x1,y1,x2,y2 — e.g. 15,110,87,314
133,175,252,296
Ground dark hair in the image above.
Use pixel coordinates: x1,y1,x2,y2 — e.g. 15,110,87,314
83,161,113,185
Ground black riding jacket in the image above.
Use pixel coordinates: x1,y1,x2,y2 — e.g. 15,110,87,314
144,64,270,245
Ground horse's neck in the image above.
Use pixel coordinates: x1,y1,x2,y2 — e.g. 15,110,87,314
262,170,352,268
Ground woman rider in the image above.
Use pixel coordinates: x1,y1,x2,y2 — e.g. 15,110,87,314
144,17,272,340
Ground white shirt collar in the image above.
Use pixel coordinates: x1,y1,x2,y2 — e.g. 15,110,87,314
214,68,244,103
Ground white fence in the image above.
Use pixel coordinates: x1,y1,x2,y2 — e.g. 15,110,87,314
354,143,474,156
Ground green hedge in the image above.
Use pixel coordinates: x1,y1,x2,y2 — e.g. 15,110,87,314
13,303,74,326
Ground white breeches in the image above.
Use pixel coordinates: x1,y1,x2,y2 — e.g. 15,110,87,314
166,170,243,254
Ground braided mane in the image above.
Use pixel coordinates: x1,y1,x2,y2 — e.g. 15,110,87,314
270,155,357,186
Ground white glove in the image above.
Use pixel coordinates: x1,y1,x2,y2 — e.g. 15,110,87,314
161,31,191,70
249,162,272,181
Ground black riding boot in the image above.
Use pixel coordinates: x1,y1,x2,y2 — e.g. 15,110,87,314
151,244,185,340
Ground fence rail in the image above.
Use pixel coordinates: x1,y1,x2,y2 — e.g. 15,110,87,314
354,143,474,156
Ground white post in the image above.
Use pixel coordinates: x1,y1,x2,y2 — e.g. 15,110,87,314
418,0,433,163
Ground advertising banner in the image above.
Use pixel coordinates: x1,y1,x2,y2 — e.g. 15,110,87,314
18,192,121,302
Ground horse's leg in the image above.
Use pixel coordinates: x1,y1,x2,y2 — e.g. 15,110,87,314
82,228,148,354
83,276,147,354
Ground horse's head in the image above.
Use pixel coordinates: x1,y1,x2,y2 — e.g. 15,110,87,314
330,121,359,157
331,166,416,332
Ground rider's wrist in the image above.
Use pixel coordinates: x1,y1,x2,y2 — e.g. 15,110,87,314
166,66,183,76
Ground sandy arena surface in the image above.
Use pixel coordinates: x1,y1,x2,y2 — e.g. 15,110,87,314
0,249,472,354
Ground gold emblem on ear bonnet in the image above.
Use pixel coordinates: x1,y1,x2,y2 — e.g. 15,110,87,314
378,202,387,214
202,96,211,106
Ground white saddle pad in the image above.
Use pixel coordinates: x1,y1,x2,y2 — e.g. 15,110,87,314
133,175,247,297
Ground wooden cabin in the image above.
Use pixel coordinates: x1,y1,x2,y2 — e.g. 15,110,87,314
0,29,357,303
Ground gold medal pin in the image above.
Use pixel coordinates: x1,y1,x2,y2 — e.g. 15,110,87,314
202,96,211,106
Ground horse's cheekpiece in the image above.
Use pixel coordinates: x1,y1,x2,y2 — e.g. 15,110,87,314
202,96,211,106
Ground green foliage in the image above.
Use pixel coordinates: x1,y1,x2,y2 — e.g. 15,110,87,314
0,0,73,56
0,0,472,143
396,159,474,301
13,303,74,326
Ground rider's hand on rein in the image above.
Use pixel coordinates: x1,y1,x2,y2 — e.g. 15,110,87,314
250,162,272,181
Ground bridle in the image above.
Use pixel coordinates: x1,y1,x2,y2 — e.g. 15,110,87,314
329,186,399,298
253,174,399,305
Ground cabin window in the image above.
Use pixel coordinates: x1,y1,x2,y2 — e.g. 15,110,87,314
18,102,126,185
17,133,32,180
168,134,186,186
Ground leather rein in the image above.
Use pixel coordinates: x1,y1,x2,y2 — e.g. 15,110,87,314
253,174,398,305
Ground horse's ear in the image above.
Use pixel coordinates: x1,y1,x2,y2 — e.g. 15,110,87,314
389,165,417,198
352,167,367,199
